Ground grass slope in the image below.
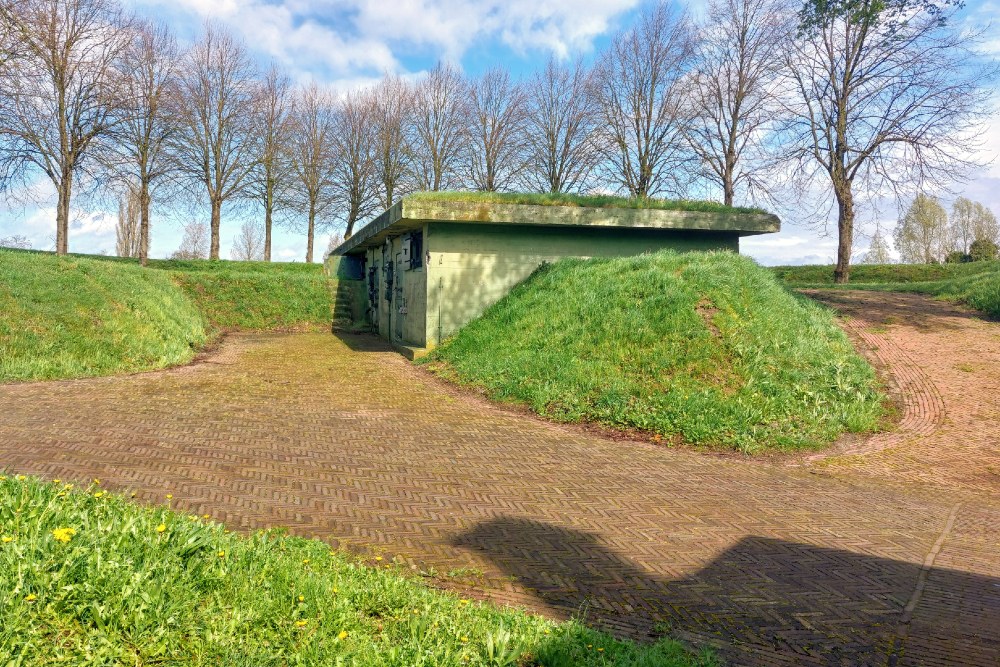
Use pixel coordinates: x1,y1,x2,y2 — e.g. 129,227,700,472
0,250,207,382
776,261,1000,318
0,475,712,667
408,191,768,215
0,250,333,383
429,251,884,453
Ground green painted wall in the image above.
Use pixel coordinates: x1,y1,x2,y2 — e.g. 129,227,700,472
423,223,738,347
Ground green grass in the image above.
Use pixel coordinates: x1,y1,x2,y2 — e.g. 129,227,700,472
0,250,208,382
427,251,885,453
407,191,769,215
0,249,333,383
0,475,713,667
775,261,1000,319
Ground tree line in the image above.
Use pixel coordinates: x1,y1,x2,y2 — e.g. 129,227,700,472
0,0,994,278
864,195,1000,265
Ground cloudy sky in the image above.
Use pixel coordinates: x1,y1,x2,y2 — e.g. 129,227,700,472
1,0,998,265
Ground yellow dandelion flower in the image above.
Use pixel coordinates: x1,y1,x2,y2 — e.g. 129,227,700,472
16,475,26,481
24,594,36,602
217,550,226,558
53,479,61,484
295,620,307,628
337,630,349,640
93,479,100,486
51,527,76,543
57,492,66,498
1,536,13,544
64,484,74,490
459,599,470,605
460,636,469,643
598,648,605,653
375,556,383,562
332,587,339,594
203,514,210,519
297,595,305,603
165,494,173,500
156,524,167,533
587,644,593,649
131,492,137,497
94,491,104,498
543,629,551,635
0,475,6,480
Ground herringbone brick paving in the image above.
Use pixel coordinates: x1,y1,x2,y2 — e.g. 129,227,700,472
0,292,997,665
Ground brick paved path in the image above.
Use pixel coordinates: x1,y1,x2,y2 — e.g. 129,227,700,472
0,292,997,665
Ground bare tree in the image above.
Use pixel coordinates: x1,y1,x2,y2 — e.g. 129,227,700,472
409,62,467,191
894,194,949,264
0,0,132,255
230,220,264,261
248,64,293,261
330,90,378,239
862,228,893,264
286,82,337,263
170,220,208,260
370,75,413,210
465,67,526,192
169,23,258,260
686,0,790,206
784,0,994,283
594,2,696,198
522,56,601,194
101,20,179,266
115,186,141,257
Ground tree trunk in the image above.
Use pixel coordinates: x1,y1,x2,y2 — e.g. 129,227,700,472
723,176,735,208
209,198,221,260
264,206,272,262
306,203,315,263
139,183,150,267
55,170,73,256
834,185,855,284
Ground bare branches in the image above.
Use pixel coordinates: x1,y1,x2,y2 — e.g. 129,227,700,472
686,0,791,206
522,57,601,194
115,186,141,257
0,0,133,254
409,62,467,192
285,82,337,263
247,64,293,261
330,90,377,239
465,67,526,192
168,23,258,260
370,75,413,210
230,220,264,261
782,0,995,281
594,2,696,198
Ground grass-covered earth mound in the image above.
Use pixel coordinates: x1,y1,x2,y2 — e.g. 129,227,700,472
0,249,333,383
429,251,885,453
0,475,712,667
776,261,1000,319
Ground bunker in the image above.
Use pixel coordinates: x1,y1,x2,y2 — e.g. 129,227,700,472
327,195,780,357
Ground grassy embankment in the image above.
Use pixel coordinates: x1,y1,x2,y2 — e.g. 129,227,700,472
0,475,713,667
427,251,885,454
0,249,333,382
407,190,769,215
775,261,1000,318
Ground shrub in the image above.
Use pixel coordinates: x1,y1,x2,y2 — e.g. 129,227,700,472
969,238,999,262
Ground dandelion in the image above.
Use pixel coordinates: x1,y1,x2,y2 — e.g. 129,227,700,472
0,475,6,480
24,594,36,602
16,475,26,481
93,479,100,486
94,491,104,498
295,620,307,628
598,648,605,653
51,527,76,543
64,484,74,490
375,556,383,562
460,636,469,643
165,494,173,500
459,599,470,605
203,514,210,519
156,524,167,533
332,587,339,594
57,492,66,498
302,559,310,564
217,550,226,558
297,595,304,603
2,536,12,543
53,479,61,484
337,630,349,640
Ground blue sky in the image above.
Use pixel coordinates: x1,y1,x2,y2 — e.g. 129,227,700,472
1,0,998,265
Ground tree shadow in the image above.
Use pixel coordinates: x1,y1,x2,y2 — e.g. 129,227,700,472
452,517,999,666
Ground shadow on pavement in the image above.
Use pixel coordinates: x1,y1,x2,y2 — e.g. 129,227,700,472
453,517,999,666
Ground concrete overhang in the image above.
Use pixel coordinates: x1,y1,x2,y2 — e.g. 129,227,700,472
332,197,781,256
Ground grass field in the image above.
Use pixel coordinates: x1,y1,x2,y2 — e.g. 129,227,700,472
0,475,713,667
0,249,333,382
776,261,1000,319
407,191,768,215
427,251,885,453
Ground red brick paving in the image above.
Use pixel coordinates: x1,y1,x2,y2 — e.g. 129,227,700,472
0,292,997,666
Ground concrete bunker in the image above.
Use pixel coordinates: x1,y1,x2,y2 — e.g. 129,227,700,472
327,196,780,357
